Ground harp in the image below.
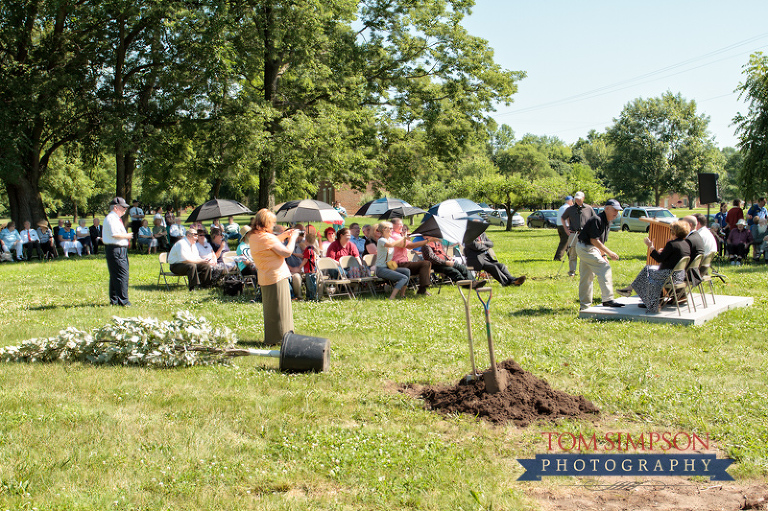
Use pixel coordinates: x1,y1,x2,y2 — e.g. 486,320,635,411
640,218,673,265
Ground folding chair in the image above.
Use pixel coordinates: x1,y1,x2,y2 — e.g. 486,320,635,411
661,256,690,316
695,251,717,305
685,254,704,311
157,252,187,290
317,257,355,300
339,255,377,296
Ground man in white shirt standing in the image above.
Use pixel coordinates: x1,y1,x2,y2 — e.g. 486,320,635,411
128,199,144,250
167,228,214,291
103,197,134,306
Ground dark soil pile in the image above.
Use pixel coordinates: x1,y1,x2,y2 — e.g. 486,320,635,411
407,359,600,427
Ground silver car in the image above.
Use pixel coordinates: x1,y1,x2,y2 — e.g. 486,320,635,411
620,207,677,232
487,209,524,227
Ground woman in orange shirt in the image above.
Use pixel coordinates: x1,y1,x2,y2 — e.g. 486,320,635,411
249,209,301,345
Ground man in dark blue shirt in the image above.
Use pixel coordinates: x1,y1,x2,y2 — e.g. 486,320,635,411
575,199,623,310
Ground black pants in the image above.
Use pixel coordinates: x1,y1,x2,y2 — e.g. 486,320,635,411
554,225,569,260
469,254,516,286
170,261,212,290
23,241,43,259
130,221,142,249
105,245,130,306
432,262,471,282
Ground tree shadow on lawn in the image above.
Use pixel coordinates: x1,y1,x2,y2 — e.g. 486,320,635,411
28,303,111,311
508,306,567,317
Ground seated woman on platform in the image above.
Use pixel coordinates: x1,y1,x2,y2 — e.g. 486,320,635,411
616,220,691,313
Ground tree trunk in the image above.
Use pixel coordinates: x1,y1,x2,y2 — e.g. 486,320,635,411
115,139,135,201
258,157,275,210
4,175,48,227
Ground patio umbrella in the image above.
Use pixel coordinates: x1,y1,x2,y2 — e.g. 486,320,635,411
412,215,489,246
275,199,344,224
186,199,252,223
426,198,485,220
355,197,425,219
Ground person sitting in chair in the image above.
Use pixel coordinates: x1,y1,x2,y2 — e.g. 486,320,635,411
617,220,691,313
726,219,753,265
464,232,525,287
167,228,214,290
19,221,43,260
422,238,474,283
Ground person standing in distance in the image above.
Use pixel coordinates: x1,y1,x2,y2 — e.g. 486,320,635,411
561,191,595,277
576,199,623,310
128,199,144,251
554,195,573,262
103,197,134,306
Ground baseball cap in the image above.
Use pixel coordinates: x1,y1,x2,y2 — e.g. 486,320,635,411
605,199,623,210
110,197,130,208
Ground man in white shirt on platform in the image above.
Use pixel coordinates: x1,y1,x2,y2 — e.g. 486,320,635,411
167,228,214,291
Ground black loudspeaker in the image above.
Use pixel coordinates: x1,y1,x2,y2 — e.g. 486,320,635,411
698,173,719,204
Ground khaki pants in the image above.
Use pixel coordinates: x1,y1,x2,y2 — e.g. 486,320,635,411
576,242,614,308
566,233,578,274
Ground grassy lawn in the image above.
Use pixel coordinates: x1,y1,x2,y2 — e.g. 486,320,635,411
0,211,766,510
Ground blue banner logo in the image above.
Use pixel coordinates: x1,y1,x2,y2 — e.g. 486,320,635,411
517,454,733,481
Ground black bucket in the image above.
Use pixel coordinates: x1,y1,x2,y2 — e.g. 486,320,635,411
280,332,331,373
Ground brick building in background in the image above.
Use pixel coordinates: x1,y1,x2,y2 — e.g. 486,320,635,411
316,181,386,214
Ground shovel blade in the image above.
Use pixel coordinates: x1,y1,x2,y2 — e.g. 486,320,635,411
483,368,509,394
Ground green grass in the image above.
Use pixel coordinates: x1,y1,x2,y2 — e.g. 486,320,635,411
0,214,766,510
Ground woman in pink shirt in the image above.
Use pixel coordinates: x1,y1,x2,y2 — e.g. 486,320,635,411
249,209,301,345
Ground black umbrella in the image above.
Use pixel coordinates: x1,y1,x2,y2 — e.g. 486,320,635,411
355,197,425,219
274,199,344,224
185,199,253,223
412,215,489,246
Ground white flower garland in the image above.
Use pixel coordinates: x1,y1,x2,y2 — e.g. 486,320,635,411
0,311,239,367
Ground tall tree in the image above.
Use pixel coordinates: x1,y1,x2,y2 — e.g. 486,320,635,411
605,92,712,205
0,1,103,226
733,51,768,200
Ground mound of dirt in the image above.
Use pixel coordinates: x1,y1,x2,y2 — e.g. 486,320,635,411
404,359,599,426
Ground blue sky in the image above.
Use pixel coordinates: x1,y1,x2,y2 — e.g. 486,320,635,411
462,0,768,149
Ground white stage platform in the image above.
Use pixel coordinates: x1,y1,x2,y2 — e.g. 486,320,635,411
578,294,753,326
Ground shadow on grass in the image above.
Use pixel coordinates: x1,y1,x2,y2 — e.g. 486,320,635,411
27,303,110,311
236,339,280,350
508,307,567,317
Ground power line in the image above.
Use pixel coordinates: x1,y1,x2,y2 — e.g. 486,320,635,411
493,33,768,117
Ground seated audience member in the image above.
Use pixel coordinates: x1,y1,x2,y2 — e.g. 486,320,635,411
164,208,176,230
19,220,43,260
617,220,691,313
325,227,363,277
321,227,335,256
236,227,257,276
0,221,24,261
710,223,725,256
152,217,169,252
153,207,166,227
714,202,728,230
167,228,214,290
225,216,241,243
53,219,64,241
301,231,319,300
374,222,412,300
138,219,156,254
727,219,753,264
210,227,236,274
76,218,93,255
168,218,186,246
464,232,526,287
750,216,768,261
390,218,433,295
210,218,223,234
746,197,768,226
58,220,82,257
363,223,380,256
349,223,366,254
36,221,58,260
190,220,205,234
421,238,474,283
89,218,103,255
273,224,302,298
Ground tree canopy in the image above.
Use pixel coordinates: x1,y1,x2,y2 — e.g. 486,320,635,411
734,51,768,200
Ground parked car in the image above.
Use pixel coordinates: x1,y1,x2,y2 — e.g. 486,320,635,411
594,207,622,231
527,210,558,228
620,207,677,232
487,209,524,227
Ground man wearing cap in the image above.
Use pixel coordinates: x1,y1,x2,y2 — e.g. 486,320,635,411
554,195,574,262
128,199,144,250
103,197,134,306
576,199,623,310
561,191,595,277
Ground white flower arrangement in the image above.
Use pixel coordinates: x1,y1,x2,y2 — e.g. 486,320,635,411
0,311,239,367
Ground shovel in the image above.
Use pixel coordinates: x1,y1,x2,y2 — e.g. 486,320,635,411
457,280,481,382
475,286,508,394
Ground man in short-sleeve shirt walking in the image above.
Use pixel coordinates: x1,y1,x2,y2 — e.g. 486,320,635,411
576,199,623,310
